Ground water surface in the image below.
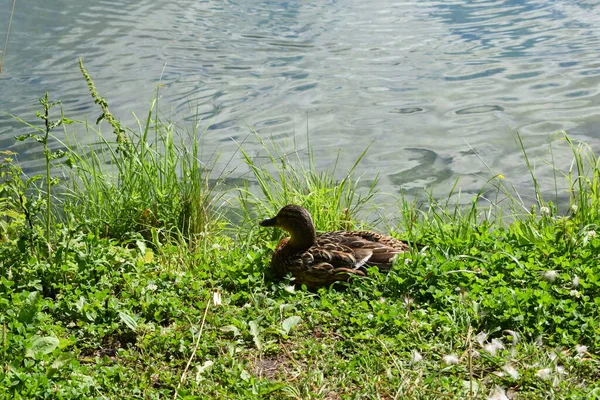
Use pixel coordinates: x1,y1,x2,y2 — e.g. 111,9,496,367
1,0,600,205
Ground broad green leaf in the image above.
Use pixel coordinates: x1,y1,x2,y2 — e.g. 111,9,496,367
51,352,72,370
195,360,214,383
281,316,301,335
142,249,154,264
119,312,138,332
75,296,85,312
249,320,262,351
58,337,76,350
136,240,147,256
17,291,39,324
220,325,240,337
26,336,59,358
240,369,251,381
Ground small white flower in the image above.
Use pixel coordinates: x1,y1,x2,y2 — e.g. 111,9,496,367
443,354,460,365
572,275,580,288
404,296,414,306
570,289,580,298
556,365,567,375
213,290,222,306
146,283,158,292
502,364,519,379
575,344,588,355
536,368,552,380
411,350,423,363
541,270,558,282
404,258,413,265
540,206,551,216
488,386,509,400
571,204,578,213
284,285,295,293
584,230,597,245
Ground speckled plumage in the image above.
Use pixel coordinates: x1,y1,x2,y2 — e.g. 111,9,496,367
260,204,410,288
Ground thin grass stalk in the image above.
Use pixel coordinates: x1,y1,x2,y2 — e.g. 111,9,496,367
0,0,17,75
43,95,52,244
514,132,544,208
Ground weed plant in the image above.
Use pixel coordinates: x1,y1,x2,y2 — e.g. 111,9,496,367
59,60,225,246
0,70,599,398
236,132,377,231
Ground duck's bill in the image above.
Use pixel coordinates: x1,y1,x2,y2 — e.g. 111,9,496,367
259,217,277,227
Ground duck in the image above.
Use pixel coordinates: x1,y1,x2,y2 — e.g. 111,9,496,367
259,204,410,288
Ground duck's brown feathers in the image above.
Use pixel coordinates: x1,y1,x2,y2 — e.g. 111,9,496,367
261,205,410,288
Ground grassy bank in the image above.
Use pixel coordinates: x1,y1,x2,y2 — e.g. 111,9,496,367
1,64,599,399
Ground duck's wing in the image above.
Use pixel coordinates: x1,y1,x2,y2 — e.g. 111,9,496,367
293,262,365,288
302,243,361,270
272,237,361,272
338,230,411,251
274,244,365,288
316,231,410,271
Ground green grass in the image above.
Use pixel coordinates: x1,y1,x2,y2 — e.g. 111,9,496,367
1,69,599,399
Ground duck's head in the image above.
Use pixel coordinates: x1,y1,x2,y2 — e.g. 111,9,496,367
260,204,316,248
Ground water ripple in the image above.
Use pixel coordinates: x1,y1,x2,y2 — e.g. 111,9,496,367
1,0,600,199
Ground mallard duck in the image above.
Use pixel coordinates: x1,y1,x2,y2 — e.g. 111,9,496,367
259,204,410,288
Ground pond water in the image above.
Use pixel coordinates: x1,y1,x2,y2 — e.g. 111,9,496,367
1,0,600,207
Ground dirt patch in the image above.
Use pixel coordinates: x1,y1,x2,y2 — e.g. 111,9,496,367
250,352,294,380
324,391,342,400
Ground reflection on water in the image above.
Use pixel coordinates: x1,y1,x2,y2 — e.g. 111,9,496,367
1,0,600,204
